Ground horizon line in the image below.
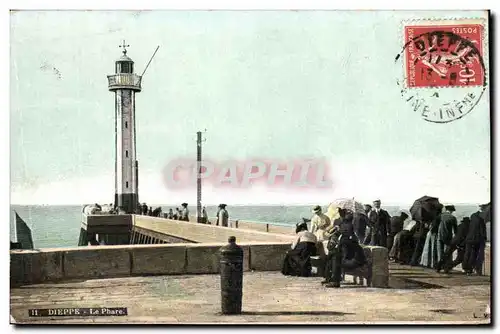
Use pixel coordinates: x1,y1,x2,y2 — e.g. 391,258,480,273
10,202,482,207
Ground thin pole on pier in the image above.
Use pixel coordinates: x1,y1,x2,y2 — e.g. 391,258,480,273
196,131,204,224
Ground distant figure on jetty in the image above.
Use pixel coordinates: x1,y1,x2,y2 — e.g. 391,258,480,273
167,209,174,219
217,204,229,227
174,208,181,220
181,203,189,221
201,206,208,224
141,203,148,215
148,207,153,216
152,207,162,217
281,221,318,277
215,205,221,226
310,205,331,242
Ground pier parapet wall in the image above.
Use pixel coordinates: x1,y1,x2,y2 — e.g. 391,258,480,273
10,242,292,287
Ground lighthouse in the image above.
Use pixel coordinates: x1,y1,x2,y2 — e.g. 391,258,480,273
107,41,141,214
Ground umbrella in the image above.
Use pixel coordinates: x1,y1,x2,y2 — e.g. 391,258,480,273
327,198,365,219
409,196,442,222
326,203,341,221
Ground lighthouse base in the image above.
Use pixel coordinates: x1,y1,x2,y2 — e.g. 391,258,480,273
114,193,139,214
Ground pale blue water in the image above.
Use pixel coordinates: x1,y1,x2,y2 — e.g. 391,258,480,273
10,204,485,249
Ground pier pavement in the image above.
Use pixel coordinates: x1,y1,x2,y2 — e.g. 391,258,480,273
11,263,490,324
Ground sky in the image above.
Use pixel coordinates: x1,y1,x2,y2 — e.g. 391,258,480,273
10,10,491,206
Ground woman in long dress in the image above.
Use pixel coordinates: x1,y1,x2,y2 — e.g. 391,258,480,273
282,222,318,277
420,215,441,268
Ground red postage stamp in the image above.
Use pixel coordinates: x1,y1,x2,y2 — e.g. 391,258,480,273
404,23,485,88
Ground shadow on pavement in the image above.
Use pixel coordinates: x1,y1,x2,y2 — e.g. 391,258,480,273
241,311,354,316
429,309,456,314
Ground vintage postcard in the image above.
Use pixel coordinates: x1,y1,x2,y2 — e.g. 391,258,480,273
10,10,491,325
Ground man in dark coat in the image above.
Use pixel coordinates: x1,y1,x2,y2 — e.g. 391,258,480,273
463,205,488,275
333,208,346,227
389,220,417,263
339,210,356,238
362,204,373,245
353,212,369,244
387,212,409,252
368,199,391,247
436,217,470,273
322,226,367,288
437,205,458,266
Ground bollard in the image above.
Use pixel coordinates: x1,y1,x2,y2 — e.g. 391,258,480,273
219,236,243,315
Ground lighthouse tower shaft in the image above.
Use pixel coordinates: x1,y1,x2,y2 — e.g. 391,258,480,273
107,47,142,214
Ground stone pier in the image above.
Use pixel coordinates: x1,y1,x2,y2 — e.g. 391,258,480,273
10,214,491,325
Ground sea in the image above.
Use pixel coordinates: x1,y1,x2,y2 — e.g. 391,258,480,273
10,204,488,249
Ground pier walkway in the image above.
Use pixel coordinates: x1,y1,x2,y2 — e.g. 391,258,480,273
10,263,490,324
132,215,295,244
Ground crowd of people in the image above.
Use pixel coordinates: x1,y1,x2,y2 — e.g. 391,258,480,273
138,202,190,221
144,203,230,226
281,199,490,288
90,201,233,227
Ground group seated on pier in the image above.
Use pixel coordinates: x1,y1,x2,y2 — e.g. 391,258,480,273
281,199,490,286
282,207,368,288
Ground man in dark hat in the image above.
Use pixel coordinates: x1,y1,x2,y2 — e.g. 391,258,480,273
437,205,458,266
368,199,391,247
362,204,373,245
387,212,409,253
437,216,470,273
463,204,488,275
353,209,369,244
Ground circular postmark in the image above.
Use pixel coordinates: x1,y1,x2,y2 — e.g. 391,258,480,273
395,25,487,123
